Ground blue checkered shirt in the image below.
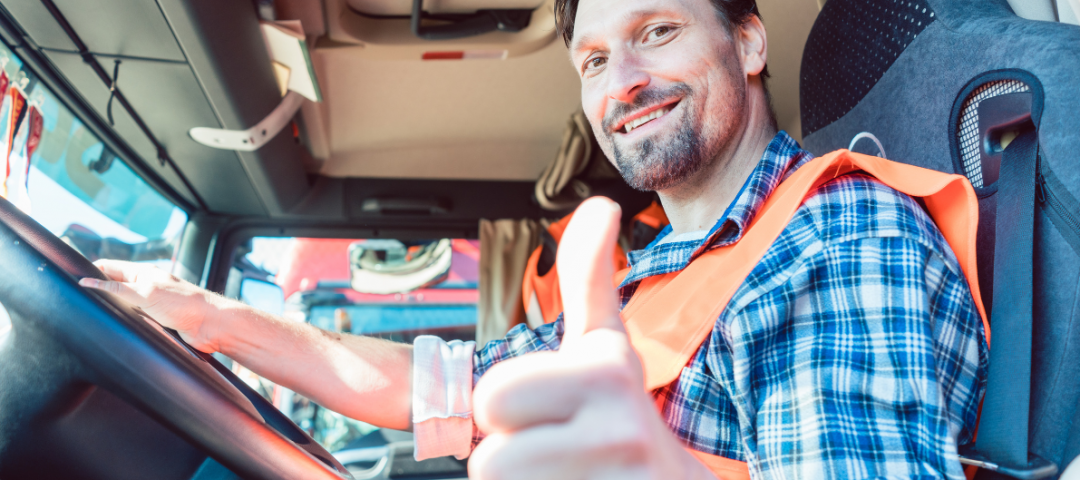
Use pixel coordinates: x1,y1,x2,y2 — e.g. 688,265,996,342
473,131,988,479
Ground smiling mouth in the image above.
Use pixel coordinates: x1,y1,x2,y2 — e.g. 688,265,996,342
619,102,679,134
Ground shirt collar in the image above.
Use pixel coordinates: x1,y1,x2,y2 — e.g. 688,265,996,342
620,131,814,288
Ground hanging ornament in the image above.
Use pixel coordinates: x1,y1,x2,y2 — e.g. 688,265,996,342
0,84,27,200
6,104,42,212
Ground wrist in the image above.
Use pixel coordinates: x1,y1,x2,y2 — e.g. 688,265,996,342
190,292,244,354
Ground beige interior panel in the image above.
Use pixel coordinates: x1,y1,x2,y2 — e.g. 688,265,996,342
322,141,563,179
313,39,581,179
757,0,820,142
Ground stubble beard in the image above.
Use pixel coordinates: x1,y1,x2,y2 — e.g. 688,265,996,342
598,66,747,193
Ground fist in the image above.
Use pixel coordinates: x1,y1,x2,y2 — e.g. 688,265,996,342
468,198,715,480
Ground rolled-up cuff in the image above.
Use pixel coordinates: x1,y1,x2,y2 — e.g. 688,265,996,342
412,336,476,461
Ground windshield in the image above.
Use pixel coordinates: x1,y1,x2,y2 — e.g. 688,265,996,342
0,42,187,268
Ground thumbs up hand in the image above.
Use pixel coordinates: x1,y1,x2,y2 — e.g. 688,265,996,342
469,198,717,480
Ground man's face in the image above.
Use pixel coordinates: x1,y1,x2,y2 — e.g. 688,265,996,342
570,0,750,192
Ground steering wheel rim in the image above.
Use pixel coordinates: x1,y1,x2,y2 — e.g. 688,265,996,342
0,196,352,480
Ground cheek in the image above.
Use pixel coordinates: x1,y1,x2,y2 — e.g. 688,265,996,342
581,85,606,130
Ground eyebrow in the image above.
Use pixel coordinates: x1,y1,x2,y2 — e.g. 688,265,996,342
570,8,680,56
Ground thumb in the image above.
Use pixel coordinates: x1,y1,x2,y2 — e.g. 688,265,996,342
557,197,624,344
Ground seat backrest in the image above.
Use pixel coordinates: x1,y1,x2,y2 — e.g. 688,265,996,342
799,0,1080,476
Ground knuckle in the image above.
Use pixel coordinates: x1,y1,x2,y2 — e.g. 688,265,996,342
102,281,121,294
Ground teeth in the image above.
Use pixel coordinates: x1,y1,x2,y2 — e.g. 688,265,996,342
624,105,672,133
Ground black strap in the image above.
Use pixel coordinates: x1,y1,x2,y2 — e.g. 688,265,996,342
974,129,1039,468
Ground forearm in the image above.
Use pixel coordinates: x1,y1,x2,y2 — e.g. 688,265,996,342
213,302,413,430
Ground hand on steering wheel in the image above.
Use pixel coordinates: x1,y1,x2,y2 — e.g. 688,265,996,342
80,259,228,354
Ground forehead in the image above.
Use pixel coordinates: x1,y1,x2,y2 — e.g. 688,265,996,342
572,0,702,49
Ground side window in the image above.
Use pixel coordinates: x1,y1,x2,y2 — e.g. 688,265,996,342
226,236,479,461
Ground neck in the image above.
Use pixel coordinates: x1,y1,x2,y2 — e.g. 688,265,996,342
657,82,777,237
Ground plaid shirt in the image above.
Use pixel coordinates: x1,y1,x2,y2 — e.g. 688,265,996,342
474,132,988,479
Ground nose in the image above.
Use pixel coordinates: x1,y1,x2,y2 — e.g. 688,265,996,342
605,53,650,105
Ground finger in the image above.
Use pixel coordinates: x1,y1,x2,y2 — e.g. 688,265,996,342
557,197,624,344
78,278,148,307
92,259,152,283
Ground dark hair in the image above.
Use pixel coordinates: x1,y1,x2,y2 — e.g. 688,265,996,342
555,0,771,81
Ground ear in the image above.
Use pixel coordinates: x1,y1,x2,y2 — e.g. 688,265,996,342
738,15,768,77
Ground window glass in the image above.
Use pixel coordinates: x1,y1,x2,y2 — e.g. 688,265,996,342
0,42,187,269
229,236,477,475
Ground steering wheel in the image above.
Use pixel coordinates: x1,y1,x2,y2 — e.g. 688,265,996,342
0,195,353,480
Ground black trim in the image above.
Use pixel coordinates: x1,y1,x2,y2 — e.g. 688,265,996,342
0,4,198,212
947,69,1045,198
410,0,531,41
347,1,533,40
349,5,488,21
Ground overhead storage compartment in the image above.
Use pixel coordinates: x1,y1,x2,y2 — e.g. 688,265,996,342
323,0,558,59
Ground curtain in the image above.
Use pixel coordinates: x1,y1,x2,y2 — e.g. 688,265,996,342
477,218,541,347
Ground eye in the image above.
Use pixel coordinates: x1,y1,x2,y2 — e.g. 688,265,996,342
645,25,675,42
582,55,607,73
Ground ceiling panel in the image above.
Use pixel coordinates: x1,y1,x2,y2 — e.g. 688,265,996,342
1,1,77,51
314,39,582,180
50,0,186,61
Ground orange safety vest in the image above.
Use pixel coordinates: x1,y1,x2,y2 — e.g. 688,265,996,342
631,200,669,232
523,205,669,325
613,150,990,479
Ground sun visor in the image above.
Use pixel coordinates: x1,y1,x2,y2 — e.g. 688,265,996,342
323,0,557,60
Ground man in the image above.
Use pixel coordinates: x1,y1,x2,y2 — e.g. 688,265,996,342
81,0,988,477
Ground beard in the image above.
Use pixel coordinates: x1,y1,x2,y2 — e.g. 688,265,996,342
596,69,746,192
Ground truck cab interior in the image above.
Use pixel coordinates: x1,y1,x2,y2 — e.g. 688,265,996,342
0,0,1077,479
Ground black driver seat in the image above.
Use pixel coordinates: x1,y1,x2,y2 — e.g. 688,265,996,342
799,0,1080,478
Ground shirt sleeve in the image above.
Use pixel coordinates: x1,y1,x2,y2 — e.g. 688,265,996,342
412,337,476,461
718,236,988,480
411,320,565,460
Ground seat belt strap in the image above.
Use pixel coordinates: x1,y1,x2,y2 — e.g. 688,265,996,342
973,129,1038,469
